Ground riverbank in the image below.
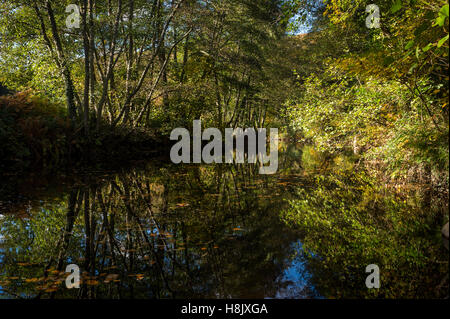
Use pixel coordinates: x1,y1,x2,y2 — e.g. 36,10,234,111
0,92,171,173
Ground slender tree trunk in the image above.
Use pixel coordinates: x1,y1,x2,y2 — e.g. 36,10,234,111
43,1,78,122
89,0,96,128
82,0,90,136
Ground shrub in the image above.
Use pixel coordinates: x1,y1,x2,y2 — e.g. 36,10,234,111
0,91,70,169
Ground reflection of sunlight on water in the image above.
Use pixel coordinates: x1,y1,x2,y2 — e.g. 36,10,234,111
273,241,323,299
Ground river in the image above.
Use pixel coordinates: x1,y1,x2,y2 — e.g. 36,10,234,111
0,143,447,298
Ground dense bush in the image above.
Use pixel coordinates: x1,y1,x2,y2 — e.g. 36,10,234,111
285,0,449,185
0,92,70,169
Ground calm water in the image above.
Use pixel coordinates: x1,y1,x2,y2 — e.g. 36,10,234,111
0,144,448,299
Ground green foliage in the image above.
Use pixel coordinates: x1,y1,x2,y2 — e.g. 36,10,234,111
286,0,449,183
283,167,448,298
375,114,449,182
287,75,412,153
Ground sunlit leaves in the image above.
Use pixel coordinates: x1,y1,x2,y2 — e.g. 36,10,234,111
433,4,449,27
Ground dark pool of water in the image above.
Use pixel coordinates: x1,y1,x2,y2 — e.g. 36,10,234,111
0,144,447,299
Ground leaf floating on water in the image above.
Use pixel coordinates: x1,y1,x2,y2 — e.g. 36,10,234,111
136,274,145,281
45,287,59,293
104,274,119,283
17,262,32,267
277,182,291,186
105,265,117,270
25,278,40,283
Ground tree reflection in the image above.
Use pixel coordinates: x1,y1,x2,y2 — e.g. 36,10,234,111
0,156,307,299
283,161,448,299
1,144,446,299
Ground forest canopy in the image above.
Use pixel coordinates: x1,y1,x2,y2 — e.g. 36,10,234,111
0,0,448,180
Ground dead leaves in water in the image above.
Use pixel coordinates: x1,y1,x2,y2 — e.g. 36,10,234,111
17,262,34,267
43,287,59,293
104,273,120,283
128,274,145,281
25,278,40,283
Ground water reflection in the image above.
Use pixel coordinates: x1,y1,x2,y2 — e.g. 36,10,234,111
0,144,318,299
0,144,447,299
